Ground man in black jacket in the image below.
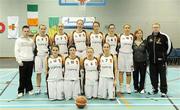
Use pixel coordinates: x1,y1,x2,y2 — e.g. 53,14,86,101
146,22,172,97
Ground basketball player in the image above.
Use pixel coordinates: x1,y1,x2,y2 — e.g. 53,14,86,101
89,21,104,57
53,23,69,56
105,24,119,55
64,46,81,100
46,45,64,100
69,19,88,58
118,24,134,94
34,24,51,94
82,47,99,99
98,43,117,100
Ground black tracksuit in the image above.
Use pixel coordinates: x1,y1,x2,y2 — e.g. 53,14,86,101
146,32,172,94
132,40,147,91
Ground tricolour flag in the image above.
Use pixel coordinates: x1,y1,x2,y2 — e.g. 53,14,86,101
48,17,59,38
27,4,38,26
8,16,19,39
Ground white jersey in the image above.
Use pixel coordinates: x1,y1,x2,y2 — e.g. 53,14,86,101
105,34,118,54
35,34,49,56
99,55,114,78
64,57,80,80
90,32,103,56
72,30,87,51
47,56,63,80
119,34,133,54
84,58,99,80
54,33,68,54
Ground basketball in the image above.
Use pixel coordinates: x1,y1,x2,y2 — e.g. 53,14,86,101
75,96,87,109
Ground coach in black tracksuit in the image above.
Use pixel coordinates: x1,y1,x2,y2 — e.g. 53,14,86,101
146,23,172,97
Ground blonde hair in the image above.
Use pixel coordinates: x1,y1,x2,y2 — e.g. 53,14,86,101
152,22,160,27
87,47,94,52
123,24,131,28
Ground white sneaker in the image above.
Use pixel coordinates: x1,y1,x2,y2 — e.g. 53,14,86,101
28,90,34,95
126,84,131,94
17,93,23,98
140,89,145,94
35,88,41,94
134,89,138,93
161,93,167,97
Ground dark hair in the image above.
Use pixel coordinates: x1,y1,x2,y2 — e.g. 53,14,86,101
108,24,115,29
93,21,100,27
102,43,110,53
22,25,29,30
51,45,59,50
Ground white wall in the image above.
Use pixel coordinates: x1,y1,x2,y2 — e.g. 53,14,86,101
0,0,180,57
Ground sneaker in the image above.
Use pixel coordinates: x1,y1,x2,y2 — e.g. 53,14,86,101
35,89,41,94
126,84,131,94
140,89,145,94
134,89,138,93
148,89,158,95
28,90,34,95
17,93,24,98
161,93,167,97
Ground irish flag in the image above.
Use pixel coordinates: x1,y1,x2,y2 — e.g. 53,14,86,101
27,4,38,26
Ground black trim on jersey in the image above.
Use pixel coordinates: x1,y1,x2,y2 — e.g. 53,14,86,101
99,54,115,77
46,55,63,79
34,33,51,56
72,30,89,47
105,33,119,53
89,32,104,47
116,33,134,53
54,32,69,47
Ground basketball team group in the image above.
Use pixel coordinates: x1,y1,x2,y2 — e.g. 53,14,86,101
14,19,173,100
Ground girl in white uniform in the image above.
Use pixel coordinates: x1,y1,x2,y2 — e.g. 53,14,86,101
53,23,69,56
118,24,134,94
89,21,104,57
64,46,81,100
70,19,88,58
105,24,119,55
82,47,99,99
98,43,117,100
46,45,64,100
34,24,50,94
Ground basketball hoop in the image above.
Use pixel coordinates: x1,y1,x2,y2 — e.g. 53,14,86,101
75,0,90,5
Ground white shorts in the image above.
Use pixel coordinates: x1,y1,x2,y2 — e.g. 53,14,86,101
118,52,134,72
47,80,64,100
35,55,47,74
85,79,98,99
98,77,115,99
64,80,81,100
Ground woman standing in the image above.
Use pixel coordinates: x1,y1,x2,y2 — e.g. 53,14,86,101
118,24,134,94
132,29,147,93
53,23,69,56
89,21,104,57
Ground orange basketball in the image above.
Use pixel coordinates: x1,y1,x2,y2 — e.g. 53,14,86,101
75,96,87,109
